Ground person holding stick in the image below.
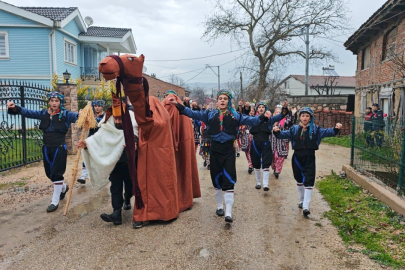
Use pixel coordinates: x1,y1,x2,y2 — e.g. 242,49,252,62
7,92,80,212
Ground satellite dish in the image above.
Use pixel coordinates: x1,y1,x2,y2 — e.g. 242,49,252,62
84,16,94,26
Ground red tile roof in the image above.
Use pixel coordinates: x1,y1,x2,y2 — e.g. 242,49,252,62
291,75,356,88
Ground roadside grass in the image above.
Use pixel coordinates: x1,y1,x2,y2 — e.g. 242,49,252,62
317,173,405,269
0,138,42,171
0,180,28,190
322,135,351,148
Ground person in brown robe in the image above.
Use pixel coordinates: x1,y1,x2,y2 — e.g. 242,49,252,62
162,91,201,212
98,54,179,229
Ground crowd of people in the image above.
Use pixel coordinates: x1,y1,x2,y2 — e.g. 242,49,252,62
7,86,343,227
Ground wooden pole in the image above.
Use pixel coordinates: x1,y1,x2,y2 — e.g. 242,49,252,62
63,101,96,216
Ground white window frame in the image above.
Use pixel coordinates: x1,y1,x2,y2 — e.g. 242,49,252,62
0,31,10,59
64,38,77,65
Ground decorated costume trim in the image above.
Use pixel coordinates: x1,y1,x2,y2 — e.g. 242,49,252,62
47,91,66,120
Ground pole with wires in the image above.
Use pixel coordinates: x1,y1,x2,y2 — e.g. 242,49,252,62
305,24,310,96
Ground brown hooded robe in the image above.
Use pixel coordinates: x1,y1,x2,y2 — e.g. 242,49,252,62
162,94,201,211
99,54,179,222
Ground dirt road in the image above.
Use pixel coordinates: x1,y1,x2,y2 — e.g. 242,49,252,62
0,144,384,269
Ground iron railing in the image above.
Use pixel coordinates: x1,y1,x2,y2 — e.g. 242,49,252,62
0,80,50,171
80,67,101,81
350,116,405,197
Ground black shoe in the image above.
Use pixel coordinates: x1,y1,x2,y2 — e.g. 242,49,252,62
298,203,303,209
59,185,69,200
133,221,148,229
207,165,210,170
203,160,207,167
124,197,131,210
248,167,253,174
303,209,310,216
255,184,261,189
77,179,86,184
225,216,233,223
216,208,224,216
274,172,279,179
263,186,269,191
236,153,240,157
100,209,122,225
46,204,58,212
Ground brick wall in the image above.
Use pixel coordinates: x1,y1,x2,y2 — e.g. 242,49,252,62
57,83,79,155
313,109,353,135
286,95,350,112
143,74,186,99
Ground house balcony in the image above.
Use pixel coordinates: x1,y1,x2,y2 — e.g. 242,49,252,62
80,67,101,81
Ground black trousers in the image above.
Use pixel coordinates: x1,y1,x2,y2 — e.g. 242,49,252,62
250,140,272,169
42,145,67,182
210,140,237,191
109,162,133,211
292,153,316,187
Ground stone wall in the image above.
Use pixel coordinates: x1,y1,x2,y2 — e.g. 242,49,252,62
286,95,350,111
57,83,79,155
314,110,353,135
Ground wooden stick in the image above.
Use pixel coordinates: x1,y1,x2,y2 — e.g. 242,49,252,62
63,102,96,216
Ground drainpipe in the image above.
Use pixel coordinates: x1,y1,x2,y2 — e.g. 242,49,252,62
49,28,55,83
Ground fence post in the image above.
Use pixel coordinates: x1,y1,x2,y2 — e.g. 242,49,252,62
20,86,27,165
350,116,355,167
397,126,405,195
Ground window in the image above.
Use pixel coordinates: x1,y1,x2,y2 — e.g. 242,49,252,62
0,31,9,59
382,27,397,61
64,39,76,65
361,46,371,69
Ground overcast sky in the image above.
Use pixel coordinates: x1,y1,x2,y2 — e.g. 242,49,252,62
12,0,387,85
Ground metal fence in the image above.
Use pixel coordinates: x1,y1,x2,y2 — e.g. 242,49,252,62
0,80,50,171
350,116,405,196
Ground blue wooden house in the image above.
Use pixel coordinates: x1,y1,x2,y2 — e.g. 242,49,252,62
0,1,136,86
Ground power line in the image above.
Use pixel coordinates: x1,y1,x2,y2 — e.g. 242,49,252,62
146,47,248,62
157,67,207,78
184,68,208,83
360,9,405,31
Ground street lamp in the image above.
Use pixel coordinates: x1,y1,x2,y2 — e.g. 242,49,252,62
157,91,160,98
63,69,71,84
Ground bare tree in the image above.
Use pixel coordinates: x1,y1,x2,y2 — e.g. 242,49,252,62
168,74,186,87
312,76,341,95
190,86,207,106
203,0,349,101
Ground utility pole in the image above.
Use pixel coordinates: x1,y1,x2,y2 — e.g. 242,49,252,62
305,24,310,96
206,64,220,95
240,72,243,100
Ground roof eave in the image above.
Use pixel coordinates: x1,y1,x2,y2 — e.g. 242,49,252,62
60,8,87,32
0,1,53,27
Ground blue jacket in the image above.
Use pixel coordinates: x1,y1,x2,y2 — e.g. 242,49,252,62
20,107,79,133
181,107,266,143
275,124,337,150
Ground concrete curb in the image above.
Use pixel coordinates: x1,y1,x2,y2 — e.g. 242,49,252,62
65,186,110,220
343,165,405,217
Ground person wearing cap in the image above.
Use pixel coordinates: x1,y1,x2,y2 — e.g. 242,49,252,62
167,89,273,223
77,99,105,184
7,92,80,212
273,107,342,217
250,102,289,191
364,107,373,146
371,103,385,147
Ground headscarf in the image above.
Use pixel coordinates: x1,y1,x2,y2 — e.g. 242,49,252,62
298,107,314,140
167,90,178,96
47,91,66,120
217,89,236,131
91,99,105,107
255,102,267,115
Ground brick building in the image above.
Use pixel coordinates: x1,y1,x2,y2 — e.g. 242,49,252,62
344,0,405,120
143,74,186,100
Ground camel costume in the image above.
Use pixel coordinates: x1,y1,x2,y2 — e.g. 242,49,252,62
99,54,179,226
162,92,201,211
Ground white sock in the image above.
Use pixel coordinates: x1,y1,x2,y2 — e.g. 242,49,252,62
80,166,88,179
303,187,313,210
51,182,63,205
214,189,223,210
254,169,261,185
263,169,270,188
224,191,234,218
297,184,305,203
62,183,67,193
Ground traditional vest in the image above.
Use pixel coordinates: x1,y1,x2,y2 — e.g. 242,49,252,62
250,120,271,141
293,126,319,151
39,111,69,146
207,112,239,136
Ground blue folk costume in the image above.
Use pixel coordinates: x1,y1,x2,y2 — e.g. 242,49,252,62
249,102,289,190
175,89,267,223
78,99,106,184
273,107,339,216
7,91,79,212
